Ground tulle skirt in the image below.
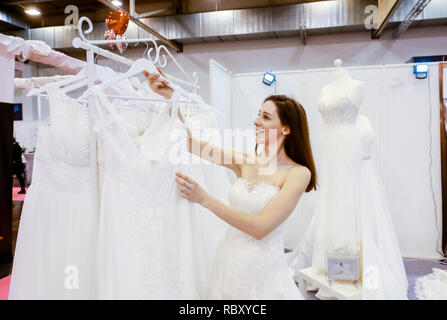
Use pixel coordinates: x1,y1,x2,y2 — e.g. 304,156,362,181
288,124,408,299
311,124,363,272
207,228,304,300
415,268,447,300
9,184,98,299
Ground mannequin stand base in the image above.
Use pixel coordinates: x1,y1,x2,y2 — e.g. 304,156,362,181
296,267,362,300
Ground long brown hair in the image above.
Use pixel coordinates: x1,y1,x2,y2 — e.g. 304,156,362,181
262,95,317,192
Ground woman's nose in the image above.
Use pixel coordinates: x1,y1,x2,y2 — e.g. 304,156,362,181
254,117,261,126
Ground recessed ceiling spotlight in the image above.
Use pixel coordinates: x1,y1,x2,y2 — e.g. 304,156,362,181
25,8,41,16
111,0,122,6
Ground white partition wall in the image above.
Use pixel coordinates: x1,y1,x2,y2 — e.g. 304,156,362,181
383,65,442,259
209,59,233,130
216,63,443,259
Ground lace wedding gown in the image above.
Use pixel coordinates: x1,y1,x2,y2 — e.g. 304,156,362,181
207,178,303,300
94,88,209,299
9,85,98,299
415,268,447,300
288,85,408,300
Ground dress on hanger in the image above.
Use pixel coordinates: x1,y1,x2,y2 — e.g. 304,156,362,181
184,113,231,286
94,88,205,299
288,73,408,299
207,178,303,300
9,85,98,299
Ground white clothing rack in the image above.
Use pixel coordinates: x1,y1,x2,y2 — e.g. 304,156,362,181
76,17,199,91
73,16,213,212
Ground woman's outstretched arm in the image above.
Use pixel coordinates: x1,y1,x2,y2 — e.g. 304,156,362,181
176,166,311,240
144,68,248,176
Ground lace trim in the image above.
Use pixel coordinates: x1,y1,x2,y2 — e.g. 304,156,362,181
415,268,447,300
318,94,359,126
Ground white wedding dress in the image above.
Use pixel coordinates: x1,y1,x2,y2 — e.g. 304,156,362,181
415,268,447,300
288,74,408,299
9,85,98,299
207,178,303,300
94,88,209,299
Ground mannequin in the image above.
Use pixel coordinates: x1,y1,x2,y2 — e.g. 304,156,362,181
289,59,408,300
319,59,365,110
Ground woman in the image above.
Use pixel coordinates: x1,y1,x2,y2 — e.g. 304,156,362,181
145,68,317,299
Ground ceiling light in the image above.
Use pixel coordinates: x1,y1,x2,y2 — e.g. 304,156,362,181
414,64,428,80
24,8,41,16
262,72,276,86
111,0,122,6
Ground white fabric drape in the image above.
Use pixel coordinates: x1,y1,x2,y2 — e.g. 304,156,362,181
0,52,14,102
0,33,85,101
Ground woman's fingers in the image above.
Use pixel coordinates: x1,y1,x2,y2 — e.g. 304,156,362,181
176,179,189,189
175,176,193,189
176,172,193,184
143,71,160,82
156,65,167,78
160,79,170,86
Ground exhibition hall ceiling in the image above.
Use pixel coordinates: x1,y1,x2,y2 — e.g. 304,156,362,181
0,0,330,29
0,0,445,47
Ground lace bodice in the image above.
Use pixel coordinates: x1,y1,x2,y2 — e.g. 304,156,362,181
47,85,90,166
230,178,279,214
31,85,92,193
226,178,286,245
208,178,302,299
318,94,360,126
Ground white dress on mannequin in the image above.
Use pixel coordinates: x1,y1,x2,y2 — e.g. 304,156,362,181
9,85,98,299
288,63,408,299
207,178,303,300
309,67,365,271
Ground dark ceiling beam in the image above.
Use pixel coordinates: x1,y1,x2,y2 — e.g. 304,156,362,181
0,8,28,29
1,0,54,5
97,0,182,52
174,0,183,15
372,0,404,39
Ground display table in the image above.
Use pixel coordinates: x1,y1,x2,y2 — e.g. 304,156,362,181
296,267,362,300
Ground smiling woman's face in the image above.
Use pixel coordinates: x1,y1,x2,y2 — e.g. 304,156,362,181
253,100,286,146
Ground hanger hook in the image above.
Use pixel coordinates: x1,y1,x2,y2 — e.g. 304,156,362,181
145,38,159,64
143,41,150,59
78,16,93,42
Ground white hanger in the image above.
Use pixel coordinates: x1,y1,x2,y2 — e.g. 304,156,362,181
80,58,219,115
27,67,87,97
79,58,158,100
27,64,133,97
60,65,133,95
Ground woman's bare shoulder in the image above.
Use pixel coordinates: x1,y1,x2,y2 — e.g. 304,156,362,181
282,163,311,186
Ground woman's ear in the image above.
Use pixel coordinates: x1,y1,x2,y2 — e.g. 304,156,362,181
282,127,290,136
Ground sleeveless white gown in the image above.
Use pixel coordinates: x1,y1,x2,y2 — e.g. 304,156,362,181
9,85,98,299
288,85,408,299
94,88,210,299
207,178,303,300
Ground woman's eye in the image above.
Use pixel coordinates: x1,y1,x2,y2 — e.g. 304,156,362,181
263,115,269,120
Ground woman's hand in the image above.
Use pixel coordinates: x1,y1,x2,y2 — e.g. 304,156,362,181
175,172,209,205
143,65,173,99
